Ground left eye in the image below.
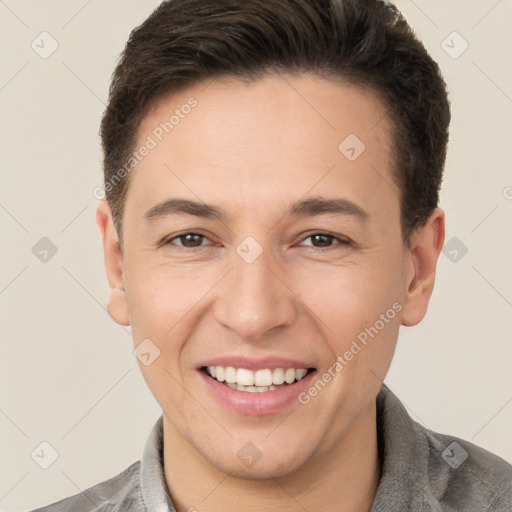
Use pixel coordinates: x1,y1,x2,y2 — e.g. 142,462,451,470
299,233,348,248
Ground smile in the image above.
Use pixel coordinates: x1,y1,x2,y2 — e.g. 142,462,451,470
202,366,314,393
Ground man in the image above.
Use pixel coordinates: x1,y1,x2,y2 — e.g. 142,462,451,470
33,0,512,510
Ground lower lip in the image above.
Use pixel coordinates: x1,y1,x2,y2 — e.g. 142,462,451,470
198,369,316,416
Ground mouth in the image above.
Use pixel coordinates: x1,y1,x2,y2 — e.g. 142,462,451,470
200,365,316,393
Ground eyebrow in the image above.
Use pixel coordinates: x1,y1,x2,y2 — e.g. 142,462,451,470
144,197,369,223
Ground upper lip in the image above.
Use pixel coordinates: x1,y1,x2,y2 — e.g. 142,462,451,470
198,356,316,372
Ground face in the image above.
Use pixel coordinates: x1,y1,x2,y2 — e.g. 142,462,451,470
98,73,443,479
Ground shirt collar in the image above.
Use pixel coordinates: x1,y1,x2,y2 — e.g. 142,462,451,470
371,384,442,511
140,415,176,511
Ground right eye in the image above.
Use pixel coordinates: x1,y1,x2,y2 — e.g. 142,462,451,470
164,232,211,249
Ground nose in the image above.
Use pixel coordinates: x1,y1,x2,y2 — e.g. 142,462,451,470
213,249,297,341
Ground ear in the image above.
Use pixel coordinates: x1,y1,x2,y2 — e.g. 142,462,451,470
96,200,130,326
401,208,445,327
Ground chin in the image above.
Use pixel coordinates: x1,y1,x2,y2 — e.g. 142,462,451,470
202,441,313,480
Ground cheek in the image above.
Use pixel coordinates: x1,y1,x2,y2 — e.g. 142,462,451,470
293,253,406,384
125,268,202,408
124,264,224,376
125,265,204,334
295,260,404,332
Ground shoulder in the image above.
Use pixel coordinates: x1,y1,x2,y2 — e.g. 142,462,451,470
375,385,512,511
420,424,512,510
29,461,142,512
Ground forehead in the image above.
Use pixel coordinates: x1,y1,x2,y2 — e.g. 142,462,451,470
127,73,398,224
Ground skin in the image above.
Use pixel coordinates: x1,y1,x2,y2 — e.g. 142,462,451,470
97,73,445,512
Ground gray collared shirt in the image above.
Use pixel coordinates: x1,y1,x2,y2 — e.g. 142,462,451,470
31,385,512,511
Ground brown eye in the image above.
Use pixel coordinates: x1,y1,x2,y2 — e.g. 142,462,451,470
166,232,207,248
310,234,335,247
300,233,349,248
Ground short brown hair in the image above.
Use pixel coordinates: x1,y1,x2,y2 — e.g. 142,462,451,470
100,0,450,247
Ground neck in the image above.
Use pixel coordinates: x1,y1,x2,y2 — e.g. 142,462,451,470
163,400,380,512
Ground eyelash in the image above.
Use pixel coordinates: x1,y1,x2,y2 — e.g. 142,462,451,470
162,231,351,251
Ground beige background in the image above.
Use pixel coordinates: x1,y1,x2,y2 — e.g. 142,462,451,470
1,0,511,510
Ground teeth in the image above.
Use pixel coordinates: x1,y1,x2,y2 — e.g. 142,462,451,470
254,369,272,387
206,366,310,387
236,368,254,386
284,368,296,384
215,366,225,382
295,368,307,380
225,382,278,393
236,385,269,393
272,368,285,385
225,366,237,383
